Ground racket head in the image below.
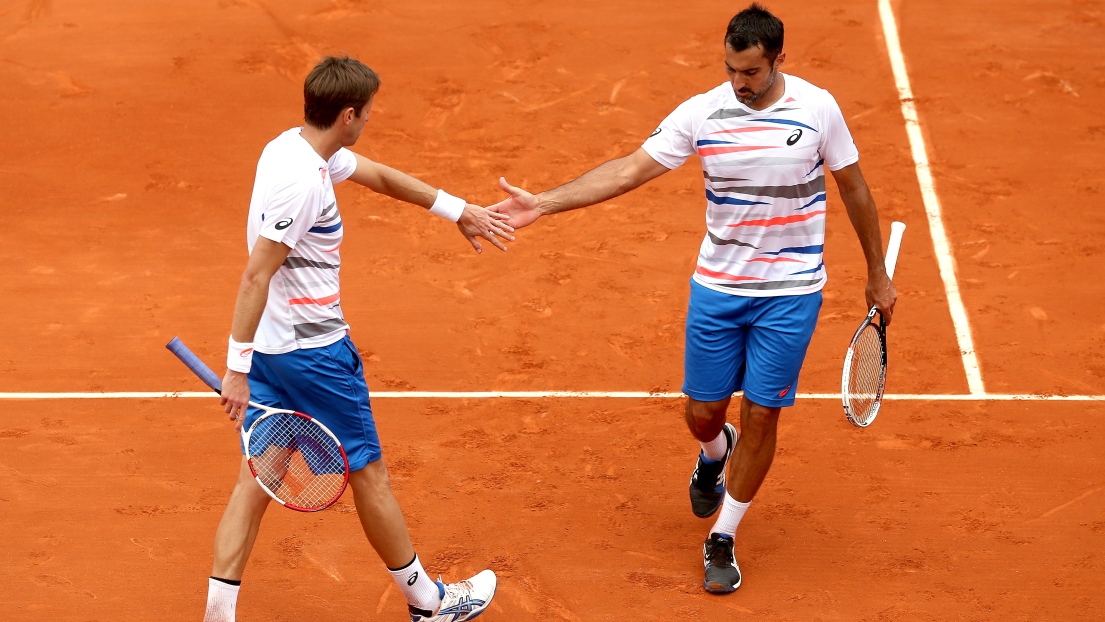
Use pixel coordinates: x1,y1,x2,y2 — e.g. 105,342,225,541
841,308,888,428
242,408,349,512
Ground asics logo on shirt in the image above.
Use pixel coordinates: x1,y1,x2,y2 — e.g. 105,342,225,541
651,128,662,137
787,129,803,146
275,218,293,230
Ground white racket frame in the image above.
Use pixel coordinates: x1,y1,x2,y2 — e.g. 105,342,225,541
841,221,906,427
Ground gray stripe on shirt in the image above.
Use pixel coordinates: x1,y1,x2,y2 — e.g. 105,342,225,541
708,175,825,199
284,257,340,270
707,108,753,120
293,318,349,339
711,278,824,290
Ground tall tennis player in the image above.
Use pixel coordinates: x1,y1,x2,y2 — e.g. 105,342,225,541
490,4,897,593
202,56,505,621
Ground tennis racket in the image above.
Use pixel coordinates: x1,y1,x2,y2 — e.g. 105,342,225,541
841,221,906,428
166,337,349,512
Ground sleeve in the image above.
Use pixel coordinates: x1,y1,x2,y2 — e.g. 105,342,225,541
257,180,323,249
641,96,701,170
328,148,358,184
817,91,860,171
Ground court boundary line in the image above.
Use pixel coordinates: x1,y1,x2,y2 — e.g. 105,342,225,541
878,0,985,394
0,391,1101,401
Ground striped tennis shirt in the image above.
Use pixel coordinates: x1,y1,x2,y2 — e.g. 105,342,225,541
642,74,859,297
246,128,357,354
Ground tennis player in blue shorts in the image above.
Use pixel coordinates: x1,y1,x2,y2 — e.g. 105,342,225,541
205,56,510,621
489,4,897,593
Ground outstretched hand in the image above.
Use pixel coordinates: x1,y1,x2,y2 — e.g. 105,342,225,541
487,177,543,229
457,204,516,253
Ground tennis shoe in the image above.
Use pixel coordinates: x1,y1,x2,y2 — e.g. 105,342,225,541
689,422,737,518
409,569,497,622
703,532,741,593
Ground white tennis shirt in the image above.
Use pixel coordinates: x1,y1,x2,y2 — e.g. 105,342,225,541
246,128,358,354
642,73,859,297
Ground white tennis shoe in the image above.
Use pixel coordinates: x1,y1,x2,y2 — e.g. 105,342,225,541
409,569,498,622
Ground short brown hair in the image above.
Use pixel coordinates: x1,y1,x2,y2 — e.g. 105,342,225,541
303,56,381,129
725,3,784,63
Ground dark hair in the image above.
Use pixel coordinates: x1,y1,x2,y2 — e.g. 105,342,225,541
725,3,784,62
303,56,381,129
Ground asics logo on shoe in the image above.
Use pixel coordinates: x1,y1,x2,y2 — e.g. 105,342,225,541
439,596,484,621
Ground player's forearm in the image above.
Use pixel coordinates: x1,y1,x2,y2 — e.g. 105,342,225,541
841,185,886,275
371,163,438,209
535,156,644,216
228,272,271,343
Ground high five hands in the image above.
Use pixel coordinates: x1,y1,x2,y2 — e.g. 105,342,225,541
457,202,516,253
488,177,543,229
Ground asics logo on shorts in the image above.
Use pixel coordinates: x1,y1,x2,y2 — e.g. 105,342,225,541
778,385,792,398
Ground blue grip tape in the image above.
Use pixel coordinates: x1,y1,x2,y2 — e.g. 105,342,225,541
166,337,224,393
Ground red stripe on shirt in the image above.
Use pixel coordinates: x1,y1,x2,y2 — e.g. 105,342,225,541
745,256,805,264
707,127,787,135
726,209,826,228
288,292,341,306
695,266,766,281
697,145,778,156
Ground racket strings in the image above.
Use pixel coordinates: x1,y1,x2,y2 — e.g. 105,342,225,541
248,414,345,510
845,325,885,425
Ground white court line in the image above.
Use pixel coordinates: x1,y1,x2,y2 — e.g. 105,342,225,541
0,391,1101,401
878,0,985,395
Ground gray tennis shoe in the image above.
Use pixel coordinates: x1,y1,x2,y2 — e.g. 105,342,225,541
689,422,737,518
703,532,741,593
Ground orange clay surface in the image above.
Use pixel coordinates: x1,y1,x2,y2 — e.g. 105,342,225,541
1,0,1103,620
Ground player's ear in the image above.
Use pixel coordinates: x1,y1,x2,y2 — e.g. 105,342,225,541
342,106,356,125
774,51,786,70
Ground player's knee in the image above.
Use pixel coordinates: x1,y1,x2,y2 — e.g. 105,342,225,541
743,403,780,437
685,398,728,441
233,477,272,509
351,459,394,499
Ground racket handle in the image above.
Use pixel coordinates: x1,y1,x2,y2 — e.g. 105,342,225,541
884,221,906,279
166,337,224,394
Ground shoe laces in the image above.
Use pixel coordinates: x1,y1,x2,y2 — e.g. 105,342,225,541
706,535,735,567
442,578,475,601
694,456,725,487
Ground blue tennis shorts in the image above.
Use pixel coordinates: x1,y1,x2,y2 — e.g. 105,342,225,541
683,279,822,407
244,335,381,471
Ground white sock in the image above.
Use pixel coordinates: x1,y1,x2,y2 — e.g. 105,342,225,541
711,493,751,537
700,428,728,462
388,554,442,614
204,577,240,622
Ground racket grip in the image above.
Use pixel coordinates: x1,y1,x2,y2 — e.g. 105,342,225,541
884,221,906,279
166,337,224,394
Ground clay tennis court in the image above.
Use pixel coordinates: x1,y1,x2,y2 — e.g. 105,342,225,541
2,0,1103,619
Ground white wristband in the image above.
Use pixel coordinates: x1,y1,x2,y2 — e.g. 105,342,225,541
429,189,466,223
227,336,254,374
